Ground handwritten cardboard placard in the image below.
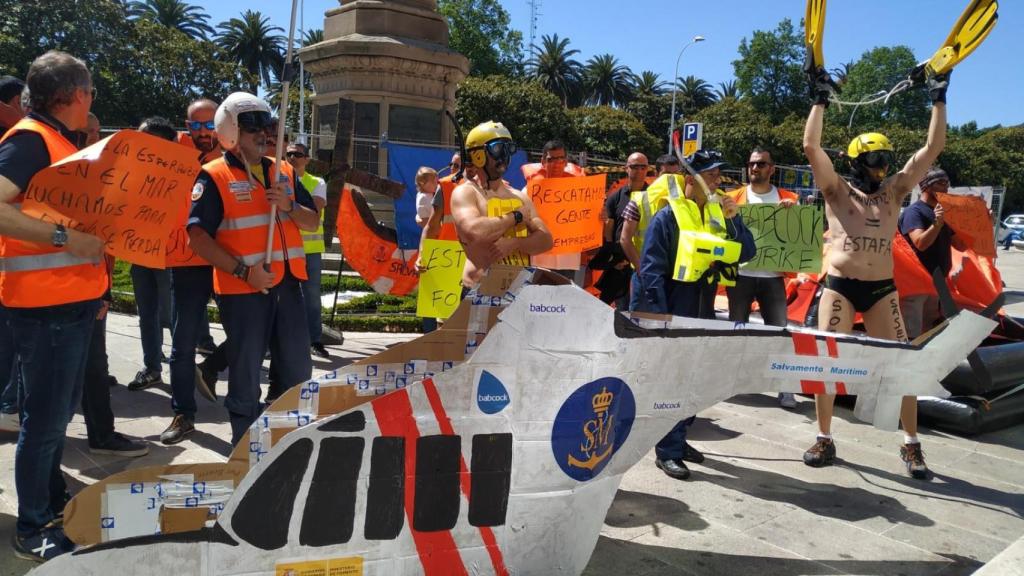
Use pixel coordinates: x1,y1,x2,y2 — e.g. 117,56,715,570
527,174,606,255
739,204,824,273
416,239,466,319
20,130,201,268
936,192,994,257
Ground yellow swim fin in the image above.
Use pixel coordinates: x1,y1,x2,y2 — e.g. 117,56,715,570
914,0,998,81
805,0,826,69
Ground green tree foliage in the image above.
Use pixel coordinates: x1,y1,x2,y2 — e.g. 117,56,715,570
634,71,668,98
624,94,674,148
438,0,523,77
691,99,775,167
302,28,324,47
526,34,582,107
831,46,930,132
215,10,284,92
582,54,634,107
732,18,806,123
566,106,660,160
0,1,252,127
674,75,716,115
127,0,214,40
715,80,740,101
455,76,571,151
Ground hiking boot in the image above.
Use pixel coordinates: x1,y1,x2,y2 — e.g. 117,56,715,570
127,369,162,391
900,442,930,479
681,443,705,464
160,414,195,445
0,411,19,433
194,363,217,402
89,432,149,457
311,342,330,359
655,458,691,480
803,437,836,467
778,392,798,409
12,524,74,562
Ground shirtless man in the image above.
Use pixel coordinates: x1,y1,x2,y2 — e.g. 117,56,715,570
451,121,553,287
802,64,950,478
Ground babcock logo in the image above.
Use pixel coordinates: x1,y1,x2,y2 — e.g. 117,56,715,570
476,370,510,414
551,377,636,482
529,303,567,314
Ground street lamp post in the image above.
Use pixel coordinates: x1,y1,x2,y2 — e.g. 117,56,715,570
668,35,705,154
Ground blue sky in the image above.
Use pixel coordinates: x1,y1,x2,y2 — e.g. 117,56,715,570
204,0,1019,128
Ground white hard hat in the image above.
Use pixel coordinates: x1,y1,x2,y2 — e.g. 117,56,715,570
214,92,273,149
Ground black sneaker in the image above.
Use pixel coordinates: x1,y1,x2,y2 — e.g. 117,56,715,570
194,363,217,402
311,342,330,359
803,437,836,467
127,369,162,391
681,443,705,464
900,443,930,479
12,524,74,562
160,414,195,445
89,432,149,457
655,458,691,480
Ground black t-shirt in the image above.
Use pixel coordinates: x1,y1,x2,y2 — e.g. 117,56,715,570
606,182,645,247
899,200,954,275
0,112,80,191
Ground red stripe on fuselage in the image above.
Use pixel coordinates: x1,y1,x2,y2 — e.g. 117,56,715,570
372,389,468,576
791,332,826,394
824,336,848,395
422,378,510,576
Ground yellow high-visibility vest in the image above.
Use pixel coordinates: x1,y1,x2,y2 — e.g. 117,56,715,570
300,172,326,254
667,193,741,286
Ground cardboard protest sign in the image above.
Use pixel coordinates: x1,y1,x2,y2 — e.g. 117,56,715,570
45,282,994,576
416,239,466,319
527,174,606,254
20,130,200,268
936,192,995,257
739,204,824,273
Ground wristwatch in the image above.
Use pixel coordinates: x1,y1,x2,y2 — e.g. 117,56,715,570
511,210,524,225
51,223,68,248
232,259,249,280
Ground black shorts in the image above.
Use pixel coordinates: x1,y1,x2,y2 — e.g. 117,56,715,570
824,275,897,313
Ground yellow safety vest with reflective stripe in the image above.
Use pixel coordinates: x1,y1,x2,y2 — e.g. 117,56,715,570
667,193,741,286
629,174,677,258
299,172,326,254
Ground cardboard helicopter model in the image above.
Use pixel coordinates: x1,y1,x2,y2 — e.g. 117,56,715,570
37,266,994,576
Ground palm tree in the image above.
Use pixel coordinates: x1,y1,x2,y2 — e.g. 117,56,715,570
215,10,285,92
127,0,214,40
831,60,854,87
715,80,741,101
582,54,634,107
675,75,716,113
633,71,668,98
302,28,324,47
526,34,582,107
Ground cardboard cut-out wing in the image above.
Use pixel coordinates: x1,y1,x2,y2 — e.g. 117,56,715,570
39,283,994,576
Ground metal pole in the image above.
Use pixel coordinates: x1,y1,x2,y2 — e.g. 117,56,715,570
299,0,305,144
264,0,300,266
667,35,705,154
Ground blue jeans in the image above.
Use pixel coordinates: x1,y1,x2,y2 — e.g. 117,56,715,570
655,415,696,461
169,266,213,417
220,276,312,444
0,303,21,414
12,299,99,535
131,264,170,373
301,252,323,344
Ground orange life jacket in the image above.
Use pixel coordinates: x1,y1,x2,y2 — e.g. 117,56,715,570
0,117,109,308
203,157,307,295
521,162,585,181
437,175,459,241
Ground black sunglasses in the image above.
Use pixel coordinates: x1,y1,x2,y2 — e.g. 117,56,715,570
485,139,516,161
188,120,215,131
748,161,772,168
286,151,306,158
859,150,894,169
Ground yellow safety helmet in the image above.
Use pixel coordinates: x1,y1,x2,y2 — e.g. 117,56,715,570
847,132,893,159
465,121,514,168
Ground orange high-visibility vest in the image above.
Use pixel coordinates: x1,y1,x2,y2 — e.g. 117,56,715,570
437,175,459,241
203,157,307,295
0,117,108,308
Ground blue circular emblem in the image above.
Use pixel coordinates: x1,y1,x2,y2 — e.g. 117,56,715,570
551,377,636,481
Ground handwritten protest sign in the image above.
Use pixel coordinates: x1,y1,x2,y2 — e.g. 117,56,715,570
527,174,606,254
936,192,994,257
20,130,201,268
416,239,466,319
739,204,824,273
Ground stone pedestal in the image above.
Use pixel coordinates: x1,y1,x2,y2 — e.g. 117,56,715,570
299,0,469,182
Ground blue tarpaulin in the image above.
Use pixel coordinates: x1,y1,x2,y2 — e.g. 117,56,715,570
387,142,528,249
